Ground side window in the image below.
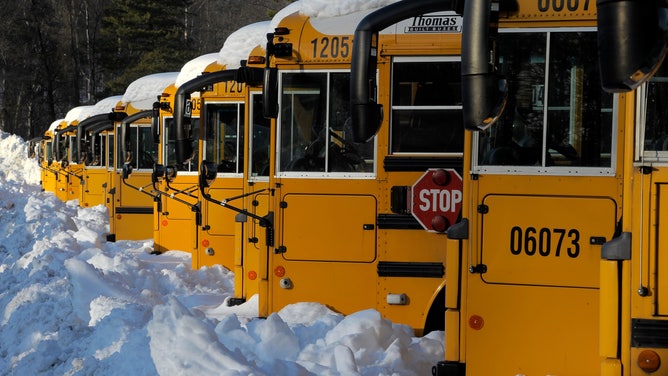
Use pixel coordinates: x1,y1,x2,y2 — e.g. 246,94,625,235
391,59,463,154
69,135,78,164
93,133,105,166
137,126,156,169
477,31,614,171
204,103,243,174
165,117,200,172
45,141,52,161
116,124,124,169
250,94,270,178
120,124,159,170
278,71,373,174
641,63,668,159
58,134,68,162
107,134,114,169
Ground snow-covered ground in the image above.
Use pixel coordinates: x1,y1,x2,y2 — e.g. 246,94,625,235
0,131,444,375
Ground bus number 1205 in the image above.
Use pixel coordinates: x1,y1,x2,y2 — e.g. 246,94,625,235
509,226,581,258
310,36,351,59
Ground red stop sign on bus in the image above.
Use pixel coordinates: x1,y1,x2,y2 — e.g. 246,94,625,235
411,168,463,232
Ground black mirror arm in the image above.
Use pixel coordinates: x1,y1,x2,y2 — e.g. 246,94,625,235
199,187,272,228
164,180,199,200
121,175,159,200
150,181,200,212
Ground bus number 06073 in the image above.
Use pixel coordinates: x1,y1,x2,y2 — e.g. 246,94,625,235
537,0,589,12
509,226,581,258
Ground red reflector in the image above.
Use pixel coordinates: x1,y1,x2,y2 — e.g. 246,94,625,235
638,350,660,373
274,266,286,277
248,271,257,280
469,315,484,330
201,239,210,247
161,219,168,227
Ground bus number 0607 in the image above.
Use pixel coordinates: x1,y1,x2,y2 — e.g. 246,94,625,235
509,226,580,258
537,0,589,12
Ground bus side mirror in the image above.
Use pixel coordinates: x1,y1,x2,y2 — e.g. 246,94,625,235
462,73,508,130
351,100,382,143
165,166,177,182
263,67,278,119
151,102,161,143
199,161,217,188
152,164,166,183
598,0,668,92
122,163,133,179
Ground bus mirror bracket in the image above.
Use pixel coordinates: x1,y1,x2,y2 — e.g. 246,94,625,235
601,232,631,261
446,218,469,240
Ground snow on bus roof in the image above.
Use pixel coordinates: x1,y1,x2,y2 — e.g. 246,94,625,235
300,0,400,18
175,53,220,87
58,95,123,128
92,95,123,114
268,0,402,38
48,119,64,132
218,21,270,69
64,105,98,124
121,72,179,110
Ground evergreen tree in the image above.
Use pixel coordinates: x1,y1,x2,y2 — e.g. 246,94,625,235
100,0,196,94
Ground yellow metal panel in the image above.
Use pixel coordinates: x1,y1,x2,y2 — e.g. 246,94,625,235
114,212,153,241
269,261,376,316
81,167,107,207
237,190,270,299
234,218,244,267
281,194,376,262
377,277,444,332
600,358,621,376
466,283,600,375
156,218,195,252
481,194,617,288
445,309,460,362
657,184,668,315
118,172,154,207
204,187,242,236
445,237,460,309
67,164,85,202
600,260,619,358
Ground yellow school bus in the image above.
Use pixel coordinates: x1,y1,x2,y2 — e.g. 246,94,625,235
596,1,668,374
352,0,637,374
149,54,220,257
453,0,613,374
77,95,123,208
251,2,464,334
40,119,62,194
190,21,270,272
52,106,102,202
107,72,178,242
